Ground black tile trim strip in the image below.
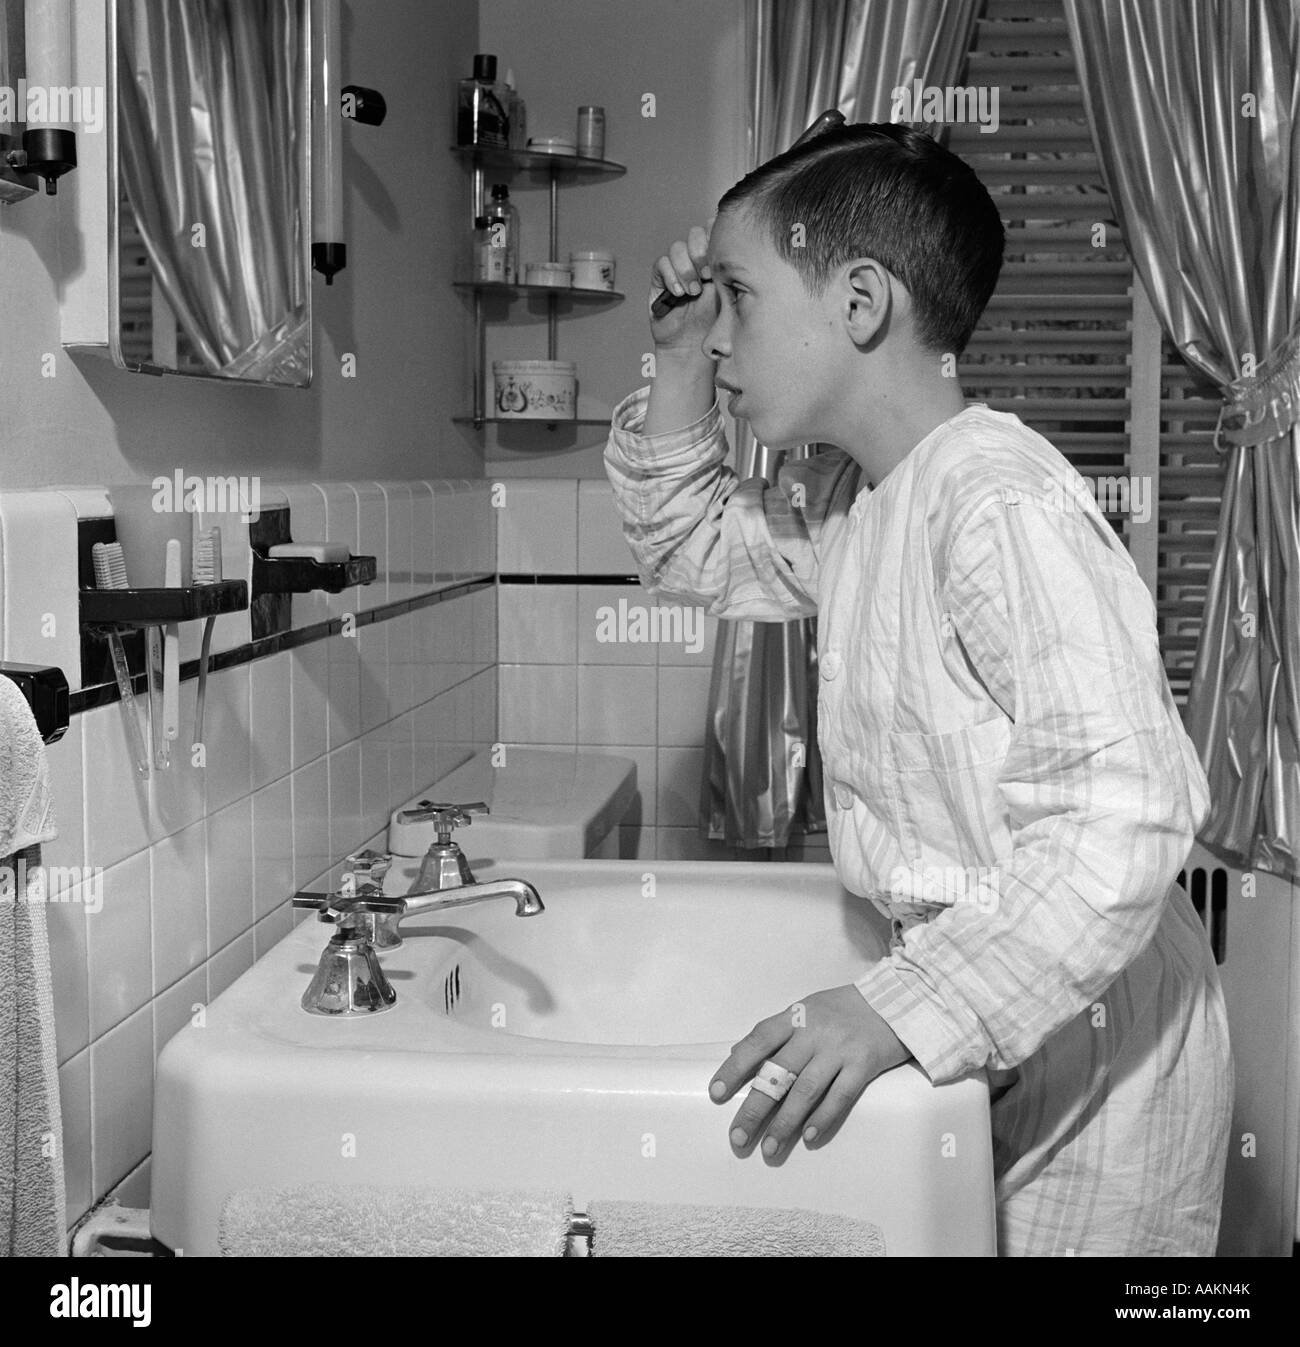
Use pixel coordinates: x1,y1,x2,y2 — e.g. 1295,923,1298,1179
70,576,496,716
499,574,642,585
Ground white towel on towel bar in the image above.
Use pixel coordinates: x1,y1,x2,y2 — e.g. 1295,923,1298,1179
1,676,65,1256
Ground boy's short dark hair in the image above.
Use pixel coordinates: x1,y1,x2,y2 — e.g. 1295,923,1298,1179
717,122,1005,357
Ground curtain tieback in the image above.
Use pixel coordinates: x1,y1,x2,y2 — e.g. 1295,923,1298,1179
1214,324,1300,451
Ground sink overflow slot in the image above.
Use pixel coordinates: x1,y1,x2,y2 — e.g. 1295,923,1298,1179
444,964,462,1014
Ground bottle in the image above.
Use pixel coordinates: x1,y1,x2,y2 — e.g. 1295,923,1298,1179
577,105,605,159
504,68,527,151
486,184,520,283
456,53,508,149
472,214,507,282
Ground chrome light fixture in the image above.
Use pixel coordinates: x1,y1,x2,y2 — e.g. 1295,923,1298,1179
0,0,78,202
310,0,345,282
309,0,386,284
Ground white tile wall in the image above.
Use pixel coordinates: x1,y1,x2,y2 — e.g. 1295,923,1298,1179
379,482,414,605
499,584,577,664
85,851,152,1040
354,483,387,611
576,584,658,666
497,664,577,744
496,479,577,574
249,652,293,789
577,479,637,575
496,479,728,861
1,477,499,1231
58,1049,91,1226
431,481,459,585
412,483,436,591
577,665,657,745
290,639,329,767
150,821,208,993
90,1004,153,1206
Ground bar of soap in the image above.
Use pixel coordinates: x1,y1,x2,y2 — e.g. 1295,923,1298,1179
268,542,351,563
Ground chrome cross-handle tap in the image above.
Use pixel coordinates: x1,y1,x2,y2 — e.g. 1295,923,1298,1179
290,871,544,1017
291,882,406,1016
342,849,401,949
396,800,490,891
292,881,404,931
344,848,391,886
396,799,488,844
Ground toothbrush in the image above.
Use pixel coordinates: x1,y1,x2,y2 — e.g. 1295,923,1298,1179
192,526,222,743
148,625,168,769
163,539,182,742
92,541,150,778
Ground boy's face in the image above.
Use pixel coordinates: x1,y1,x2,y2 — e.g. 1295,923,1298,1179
704,206,848,450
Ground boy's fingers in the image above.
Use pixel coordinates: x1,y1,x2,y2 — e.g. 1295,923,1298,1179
800,1066,872,1145
710,1014,792,1101
652,255,684,297
667,238,702,293
757,1059,838,1158
687,223,712,275
726,1045,816,1150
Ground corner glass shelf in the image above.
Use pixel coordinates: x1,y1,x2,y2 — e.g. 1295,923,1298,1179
450,145,626,177
454,280,624,301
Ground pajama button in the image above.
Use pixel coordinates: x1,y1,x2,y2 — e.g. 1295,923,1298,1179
821,651,842,680
833,783,854,809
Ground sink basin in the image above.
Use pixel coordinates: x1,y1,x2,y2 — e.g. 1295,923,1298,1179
151,860,995,1256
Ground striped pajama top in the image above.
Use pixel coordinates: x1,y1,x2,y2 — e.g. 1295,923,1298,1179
605,388,1233,1256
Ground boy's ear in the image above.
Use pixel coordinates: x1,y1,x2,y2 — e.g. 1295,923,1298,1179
842,258,893,348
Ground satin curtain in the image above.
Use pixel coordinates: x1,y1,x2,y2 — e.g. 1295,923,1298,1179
702,0,981,848
1064,0,1300,880
117,0,309,382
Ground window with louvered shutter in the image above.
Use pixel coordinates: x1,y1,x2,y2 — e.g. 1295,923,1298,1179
1157,349,1222,707
945,0,1223,710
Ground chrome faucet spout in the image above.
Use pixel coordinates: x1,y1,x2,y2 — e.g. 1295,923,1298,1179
400,878,544,920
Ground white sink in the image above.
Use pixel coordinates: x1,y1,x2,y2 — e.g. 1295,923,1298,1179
151,860,995,1256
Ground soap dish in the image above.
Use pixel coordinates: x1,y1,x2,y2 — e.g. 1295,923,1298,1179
251,552,377,596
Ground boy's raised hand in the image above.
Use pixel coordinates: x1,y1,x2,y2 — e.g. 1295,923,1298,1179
709,986,911,1159
649,223,719,351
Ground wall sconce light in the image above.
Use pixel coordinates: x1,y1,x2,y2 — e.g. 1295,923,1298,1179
0,0,78,202
310,0,345,283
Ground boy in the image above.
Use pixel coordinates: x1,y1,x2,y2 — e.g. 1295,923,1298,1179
604,123,1232,1257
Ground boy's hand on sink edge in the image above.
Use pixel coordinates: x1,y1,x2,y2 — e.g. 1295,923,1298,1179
709,986,911,1161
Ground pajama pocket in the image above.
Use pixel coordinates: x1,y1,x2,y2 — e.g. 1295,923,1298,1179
888,714,1012,891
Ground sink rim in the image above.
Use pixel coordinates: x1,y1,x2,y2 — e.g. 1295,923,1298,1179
175,857,890,1060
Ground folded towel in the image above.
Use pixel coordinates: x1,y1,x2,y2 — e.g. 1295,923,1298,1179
1,677,65,1256
587,1199,886,1257
0,675,55,859
219,1184,574,1257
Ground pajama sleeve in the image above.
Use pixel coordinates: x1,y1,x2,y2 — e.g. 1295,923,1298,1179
853,496,1211,1083
604,386,861,621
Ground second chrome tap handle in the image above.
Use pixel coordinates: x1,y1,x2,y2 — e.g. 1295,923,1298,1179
292,884,405,925
345,849,392,884
395,799,489,843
